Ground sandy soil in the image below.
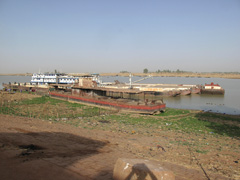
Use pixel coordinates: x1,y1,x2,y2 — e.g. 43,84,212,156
1,114,238,180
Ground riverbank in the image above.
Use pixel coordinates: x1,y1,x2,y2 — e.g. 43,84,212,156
0,73,32,76
0,92,239,179
99,72,240,79
1,72,240,79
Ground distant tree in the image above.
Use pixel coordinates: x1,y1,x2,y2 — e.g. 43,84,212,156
120,71,129,73
162,69,171,73
156,69,161,73
143,68,148,73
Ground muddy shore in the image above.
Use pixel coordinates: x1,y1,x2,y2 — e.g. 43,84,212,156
1,114,236,180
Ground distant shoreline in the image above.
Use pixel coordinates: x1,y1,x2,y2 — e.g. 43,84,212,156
99,72,240,79
0,73,32,76
1,72,240,79
100,72,240,79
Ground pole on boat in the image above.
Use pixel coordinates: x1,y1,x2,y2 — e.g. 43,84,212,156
129,73,133,89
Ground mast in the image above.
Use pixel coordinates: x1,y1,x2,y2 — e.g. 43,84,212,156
133,75,152,83
129,73,133,89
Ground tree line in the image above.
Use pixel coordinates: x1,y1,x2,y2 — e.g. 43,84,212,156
143,68,187,73
119,69,240,74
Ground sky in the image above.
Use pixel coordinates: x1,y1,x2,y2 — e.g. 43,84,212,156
0,0,240,74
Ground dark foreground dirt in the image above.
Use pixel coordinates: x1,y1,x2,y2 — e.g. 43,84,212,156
0,114,237,180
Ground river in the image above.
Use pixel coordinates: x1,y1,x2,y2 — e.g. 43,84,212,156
1,75,240,115
101,76,240,115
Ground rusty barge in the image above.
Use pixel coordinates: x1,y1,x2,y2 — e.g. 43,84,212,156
201,82,225,95
53,76,166,114
49,91,166,114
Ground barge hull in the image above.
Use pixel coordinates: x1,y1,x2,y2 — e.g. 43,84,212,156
49,92,166,114
201,89,225,95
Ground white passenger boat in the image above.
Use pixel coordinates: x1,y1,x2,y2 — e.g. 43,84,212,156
31,73,79,85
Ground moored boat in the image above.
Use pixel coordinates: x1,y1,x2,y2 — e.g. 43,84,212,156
49,91,166,114
201,82,225,95
31,73,79,85
190,87,201,94
180,89,191,96
167,90,181,97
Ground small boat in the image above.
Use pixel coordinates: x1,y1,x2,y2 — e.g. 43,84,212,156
167,90,181,97
201,82,225,95
180,89,191,96
190,87,201,94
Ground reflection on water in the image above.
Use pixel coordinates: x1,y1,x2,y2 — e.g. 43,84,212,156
1,75,240,115
164,94,227,113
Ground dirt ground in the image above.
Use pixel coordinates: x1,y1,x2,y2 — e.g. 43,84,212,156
0,92,239,180
0,114,238,180
0,91,40,103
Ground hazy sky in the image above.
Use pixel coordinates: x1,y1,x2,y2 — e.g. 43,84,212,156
0,0,240,73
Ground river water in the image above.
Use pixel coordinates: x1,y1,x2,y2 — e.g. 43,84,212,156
101,76,240,115
1,75,240,115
